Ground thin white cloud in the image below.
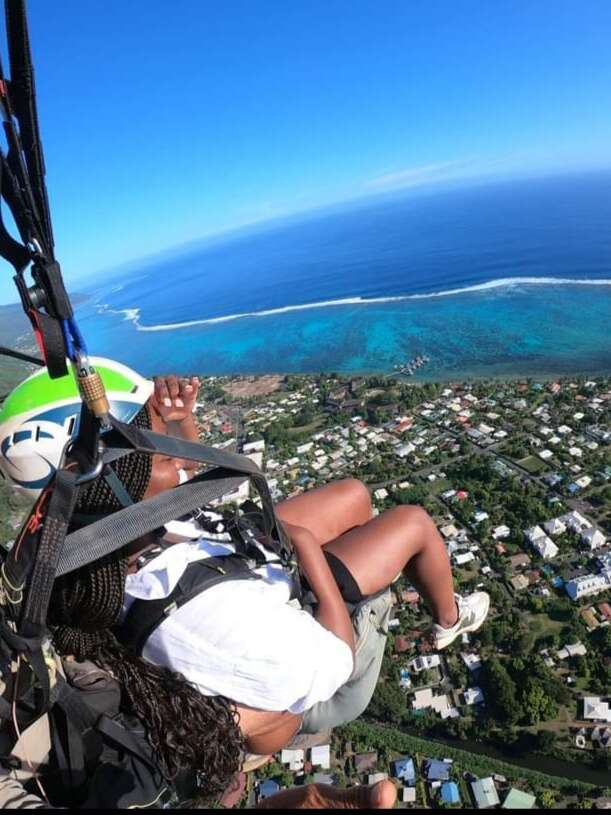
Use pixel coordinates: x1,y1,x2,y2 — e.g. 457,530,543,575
362,155,532,193
364,158,481,191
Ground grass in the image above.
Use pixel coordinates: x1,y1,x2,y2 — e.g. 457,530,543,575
517,455,549,475
428,477,453,495
285,415,327,437
522,612,565,639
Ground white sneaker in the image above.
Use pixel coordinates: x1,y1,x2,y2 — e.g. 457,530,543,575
433,592,490,650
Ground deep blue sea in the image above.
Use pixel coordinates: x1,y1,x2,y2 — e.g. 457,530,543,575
78,171,611,379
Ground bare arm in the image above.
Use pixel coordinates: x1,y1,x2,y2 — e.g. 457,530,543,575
283,521,355,659
150,375,200,473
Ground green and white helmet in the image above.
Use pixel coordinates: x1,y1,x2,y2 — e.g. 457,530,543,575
0,357,154,497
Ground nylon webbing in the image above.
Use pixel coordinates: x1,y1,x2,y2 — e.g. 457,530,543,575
56,471,246,576
21,468,78,629
107,418,292,559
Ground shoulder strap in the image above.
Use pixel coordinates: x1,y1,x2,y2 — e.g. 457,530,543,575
118,555,261,656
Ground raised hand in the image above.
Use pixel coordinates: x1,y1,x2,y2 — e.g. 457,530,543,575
151,375,200,423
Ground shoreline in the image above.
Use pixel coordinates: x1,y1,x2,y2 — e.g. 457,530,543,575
175,367,611,383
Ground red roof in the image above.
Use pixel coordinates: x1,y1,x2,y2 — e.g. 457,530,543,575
598,603,611,620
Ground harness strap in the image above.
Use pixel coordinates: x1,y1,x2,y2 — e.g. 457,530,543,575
102,467,134,509
106,418,294,563
57,470,246,576
21,469,79,632
118,555,262,656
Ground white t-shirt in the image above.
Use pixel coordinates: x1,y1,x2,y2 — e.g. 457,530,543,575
122,517,354,714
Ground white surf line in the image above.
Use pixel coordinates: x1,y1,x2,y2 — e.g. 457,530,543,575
95,276,611,332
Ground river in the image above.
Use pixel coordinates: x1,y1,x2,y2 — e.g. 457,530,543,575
429,734,610,787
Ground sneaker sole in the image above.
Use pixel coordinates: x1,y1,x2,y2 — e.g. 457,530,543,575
435,594,490,650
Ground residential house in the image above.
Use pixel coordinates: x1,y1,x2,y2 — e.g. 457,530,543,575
425,759,452,782
471,777,500,809
566,572,611,601
258,780,281,801
311,744,331,769
354,752,378,773
556,642,587,660
455,551,476,566
511,574,529,592
464,687,485,706
461,652,483,673
391,757,416,785
492,525,511,540
401,787,417,803
280,749,304,771
544,517,566,537
509,553,531,571
532,535,559,560
394,635,412,654
440,781,461,806
581,528,607,551
409,654,441,673
502,789,536,809
583,697,611,723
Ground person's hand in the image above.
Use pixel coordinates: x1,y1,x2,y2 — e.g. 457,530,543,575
151,375,200,423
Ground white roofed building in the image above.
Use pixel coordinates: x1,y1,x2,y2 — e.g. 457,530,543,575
525,525,546,544
581,527,606,551
310,744,331,769
562,511,592,533
492,525,511,540
583,697,611,723
566,571,611,600
281,749,304,771
544,518,566,537
531,535,559,560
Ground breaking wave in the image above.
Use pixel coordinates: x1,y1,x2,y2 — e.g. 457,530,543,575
96,276,611,332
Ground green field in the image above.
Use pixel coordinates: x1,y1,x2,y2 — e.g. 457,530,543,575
518,455,549,475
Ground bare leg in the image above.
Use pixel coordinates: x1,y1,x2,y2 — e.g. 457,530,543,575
256,779,397,809
324,505,458,628
276,479,372,545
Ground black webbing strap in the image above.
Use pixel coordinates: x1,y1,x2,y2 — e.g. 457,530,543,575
21,469,79,631
102,467,134,509
118,555,261,656
0,155,30,269
107,418,293,562
0,344,43,365
5,0,53,251
56,470,245,577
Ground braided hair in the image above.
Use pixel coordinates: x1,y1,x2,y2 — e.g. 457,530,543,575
49,404,245,805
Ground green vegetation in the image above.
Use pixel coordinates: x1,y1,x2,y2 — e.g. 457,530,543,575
336,720,608,798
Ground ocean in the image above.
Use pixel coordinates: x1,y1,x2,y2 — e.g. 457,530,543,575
77,171,611,380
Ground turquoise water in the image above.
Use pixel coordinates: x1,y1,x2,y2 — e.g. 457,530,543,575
77,173,611,378
79,281,610,379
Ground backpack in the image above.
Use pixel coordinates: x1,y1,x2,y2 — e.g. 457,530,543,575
1,656,192,809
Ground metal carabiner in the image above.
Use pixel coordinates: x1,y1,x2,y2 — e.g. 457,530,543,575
74,456,105,486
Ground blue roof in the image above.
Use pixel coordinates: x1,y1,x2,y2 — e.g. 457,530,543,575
552,576,564,588
426,759,452,781
441,782,461,804
259,780,280,799
391,757,415,783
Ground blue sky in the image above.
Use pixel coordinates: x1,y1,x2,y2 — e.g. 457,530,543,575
1,0,610,303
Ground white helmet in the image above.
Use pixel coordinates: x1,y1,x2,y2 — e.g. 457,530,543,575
0,357,154,497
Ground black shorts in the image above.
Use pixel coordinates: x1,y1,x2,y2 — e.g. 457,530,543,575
302,550,365,605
